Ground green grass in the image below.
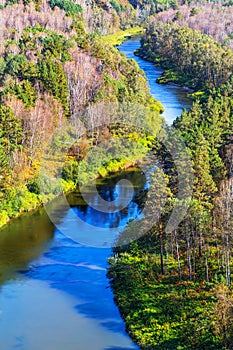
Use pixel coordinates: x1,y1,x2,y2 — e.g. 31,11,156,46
101,27,144,46
108,248,223,350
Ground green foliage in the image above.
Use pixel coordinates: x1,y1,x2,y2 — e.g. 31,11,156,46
0,58,6,84
13,80,37,108
39,33,73,62
48,0,82,16
0,105,22,158
0,105,23,192
110,0,122,12
62,160,80,184
5,0,18,5
5,0,41,5
39,57,69,116
138,22,233,90
72,20,86,36
100,27,144,46
5,54,28,78
4,53,39,83
190,7,201,16
77,138,149,184
173,10,183,21
108,24,233,350
0,185,39,218
174,89,232,187
108,241,222,349
156,69,181,84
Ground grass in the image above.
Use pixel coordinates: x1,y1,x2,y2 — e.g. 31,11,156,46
108,247,222,350
101,27,144,46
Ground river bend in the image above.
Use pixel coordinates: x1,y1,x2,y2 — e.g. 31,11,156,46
0,39,191,350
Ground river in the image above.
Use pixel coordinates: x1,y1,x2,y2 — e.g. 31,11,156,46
118,38,192,124
0,39,191,350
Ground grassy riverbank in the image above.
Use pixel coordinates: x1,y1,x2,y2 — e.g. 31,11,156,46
0,144,154,229
108,246,220,350
101,27,144,46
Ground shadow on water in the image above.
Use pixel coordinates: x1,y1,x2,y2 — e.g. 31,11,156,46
0,207,54,284
21,169,146,338
0,168,145,348
0,39,193,349
0,171,144,349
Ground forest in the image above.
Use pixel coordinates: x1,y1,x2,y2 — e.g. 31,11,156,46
0,0,164,227
0,0,233,349
151,3,233,50
108,5,233,350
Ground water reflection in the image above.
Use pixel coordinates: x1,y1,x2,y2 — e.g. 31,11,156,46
22,169,146,329
0,38,193,349
0,208,54,284
69,169,147,229
0,169,144,350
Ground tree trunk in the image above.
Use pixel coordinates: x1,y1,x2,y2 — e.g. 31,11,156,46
175,229,181,280
159,220,164,275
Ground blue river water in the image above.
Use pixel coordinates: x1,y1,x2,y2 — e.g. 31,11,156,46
118,38,192,124
0,39,191,350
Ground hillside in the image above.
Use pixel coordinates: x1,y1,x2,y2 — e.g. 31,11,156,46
150,3,233,50
108,5,233,350
1,0,233,349
0,0,164,227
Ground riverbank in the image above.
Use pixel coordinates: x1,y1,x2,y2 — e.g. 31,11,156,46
0,166,144,350
0,155,146,230
108,32,233,350
135,50,202,100
118,38,192,124
103,28,196,97
101,27,144,46
0,26,163,231
136,22,233,94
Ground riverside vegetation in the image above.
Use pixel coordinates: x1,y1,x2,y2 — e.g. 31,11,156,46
0,0,165,227
1,0,233,349
108,7,233,350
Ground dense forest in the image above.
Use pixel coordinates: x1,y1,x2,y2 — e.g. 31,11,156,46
0,0,165,227
151,3,233,50
1,0,233,349
108,4,233,350
137,22,233,90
